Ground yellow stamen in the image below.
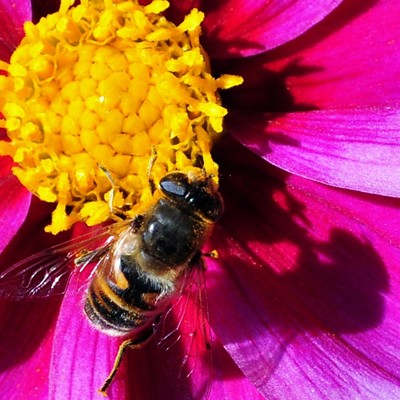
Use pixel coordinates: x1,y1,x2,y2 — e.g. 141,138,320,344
0,0,242,234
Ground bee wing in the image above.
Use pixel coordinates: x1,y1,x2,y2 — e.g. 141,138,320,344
0,220,130,299
153,260,213,399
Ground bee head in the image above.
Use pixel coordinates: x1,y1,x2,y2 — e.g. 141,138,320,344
159,172,224,222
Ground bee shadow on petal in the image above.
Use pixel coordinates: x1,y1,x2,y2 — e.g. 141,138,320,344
206,136,390,381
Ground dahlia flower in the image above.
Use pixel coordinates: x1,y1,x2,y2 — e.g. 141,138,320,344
0,0,399,399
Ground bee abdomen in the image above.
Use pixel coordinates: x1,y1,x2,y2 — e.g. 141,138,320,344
85,284,148,336
84,257,168,336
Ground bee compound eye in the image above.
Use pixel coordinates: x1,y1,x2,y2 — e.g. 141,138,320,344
159,173,189,198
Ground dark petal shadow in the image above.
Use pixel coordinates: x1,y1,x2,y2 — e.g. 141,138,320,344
210,136,389,344
31,0,61,23
290,228,389,333
0,298,61,371
217,56,321,113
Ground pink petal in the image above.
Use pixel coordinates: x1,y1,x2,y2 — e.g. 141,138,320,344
124,334,263,400
0,299,60,399
0,157,31,254
208,339,264,399
122,320,264,399
208,137,400,398
124,341,196,400
50,273,126,400
0,0,31,60
228,108,400,197
230,0,400,110
199,0,343,59
0,199,73,397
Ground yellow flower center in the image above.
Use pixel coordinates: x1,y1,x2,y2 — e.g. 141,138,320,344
0,0,242,234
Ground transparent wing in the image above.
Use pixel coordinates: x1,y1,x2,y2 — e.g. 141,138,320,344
0,220,131,299
153,259,213,400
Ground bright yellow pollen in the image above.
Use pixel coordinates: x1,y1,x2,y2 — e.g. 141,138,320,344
0,0,242,234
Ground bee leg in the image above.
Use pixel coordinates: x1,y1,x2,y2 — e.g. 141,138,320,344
189,249,219,271
98,331,153,396
75,245,110,267
202,249,219,259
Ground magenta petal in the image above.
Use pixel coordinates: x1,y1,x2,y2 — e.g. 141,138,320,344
0,157,31,253
0,0,31,60
220,1,400,112
228,108,400,197
50,274,126,400
209,139,400,398
208,339,264,399
122,322,263,399
0,299,59,399
123,333,263,400
201,0,343,59
258,0,400,109
124,341,194,400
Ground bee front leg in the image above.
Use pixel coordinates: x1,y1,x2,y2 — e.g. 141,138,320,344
147,145,158,195
99,331,153,397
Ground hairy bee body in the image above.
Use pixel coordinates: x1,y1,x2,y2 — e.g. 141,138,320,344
84,172,223,337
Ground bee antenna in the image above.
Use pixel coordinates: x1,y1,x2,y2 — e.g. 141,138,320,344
147,146,158,194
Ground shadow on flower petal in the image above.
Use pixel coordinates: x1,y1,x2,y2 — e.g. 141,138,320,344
218,56,321,113
125,328,264,399
284,228,388,333
0,299,60,370
205,24,266,59
125,335,212,400
208,136,389,374
294,228,389,333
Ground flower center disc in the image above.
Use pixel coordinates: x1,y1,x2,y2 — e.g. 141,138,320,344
0,0,242,234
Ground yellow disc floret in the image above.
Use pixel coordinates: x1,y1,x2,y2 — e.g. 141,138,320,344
0,0,242,234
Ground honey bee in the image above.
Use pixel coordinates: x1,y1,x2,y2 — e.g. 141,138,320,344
0,171,223,396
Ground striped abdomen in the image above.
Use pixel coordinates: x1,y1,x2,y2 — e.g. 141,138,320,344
84,255,172,336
